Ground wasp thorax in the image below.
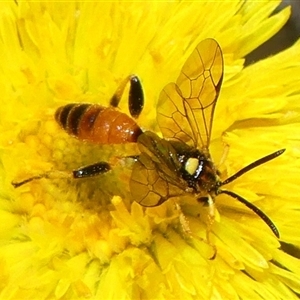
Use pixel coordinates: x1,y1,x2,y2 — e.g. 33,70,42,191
185,157,201,176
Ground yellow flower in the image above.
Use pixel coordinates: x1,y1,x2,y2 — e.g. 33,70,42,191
0,1,300,299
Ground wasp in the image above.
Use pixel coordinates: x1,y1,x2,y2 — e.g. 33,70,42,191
13,39,284,244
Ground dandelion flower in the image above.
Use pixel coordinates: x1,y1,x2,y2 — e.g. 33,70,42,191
0,1,300,299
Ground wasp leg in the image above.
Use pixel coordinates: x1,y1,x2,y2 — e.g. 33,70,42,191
12,174,48,188
205,196,217,259
175,199,217,259
12,162,111,188
12,170,72,188
73,162,111,178
110,75,144,119
217,141,230,169
174,201,192,235
197,196,217,259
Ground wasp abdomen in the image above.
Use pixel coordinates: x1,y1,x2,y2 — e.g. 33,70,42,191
55,103,142,144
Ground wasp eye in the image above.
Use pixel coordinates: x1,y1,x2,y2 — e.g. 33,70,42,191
185,157,200,175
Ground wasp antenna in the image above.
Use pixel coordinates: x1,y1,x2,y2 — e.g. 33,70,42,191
220,189,280,238
221,149,285,186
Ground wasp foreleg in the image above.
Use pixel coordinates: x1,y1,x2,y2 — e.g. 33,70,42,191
197,195,217,259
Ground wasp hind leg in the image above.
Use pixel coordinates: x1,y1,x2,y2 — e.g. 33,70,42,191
72,162,111,178
12,170,71,188
11,162,111,188
110,75,144,119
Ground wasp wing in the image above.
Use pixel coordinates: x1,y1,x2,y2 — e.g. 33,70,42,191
157,38,223,150
130,131,187,207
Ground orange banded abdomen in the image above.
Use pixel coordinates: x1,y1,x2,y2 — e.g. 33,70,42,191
55,103,142,144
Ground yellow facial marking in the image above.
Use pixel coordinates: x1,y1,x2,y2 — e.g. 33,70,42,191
185,158,199,175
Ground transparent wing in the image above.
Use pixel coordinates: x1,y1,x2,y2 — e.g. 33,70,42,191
130,131,187,206
157,38,223,150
